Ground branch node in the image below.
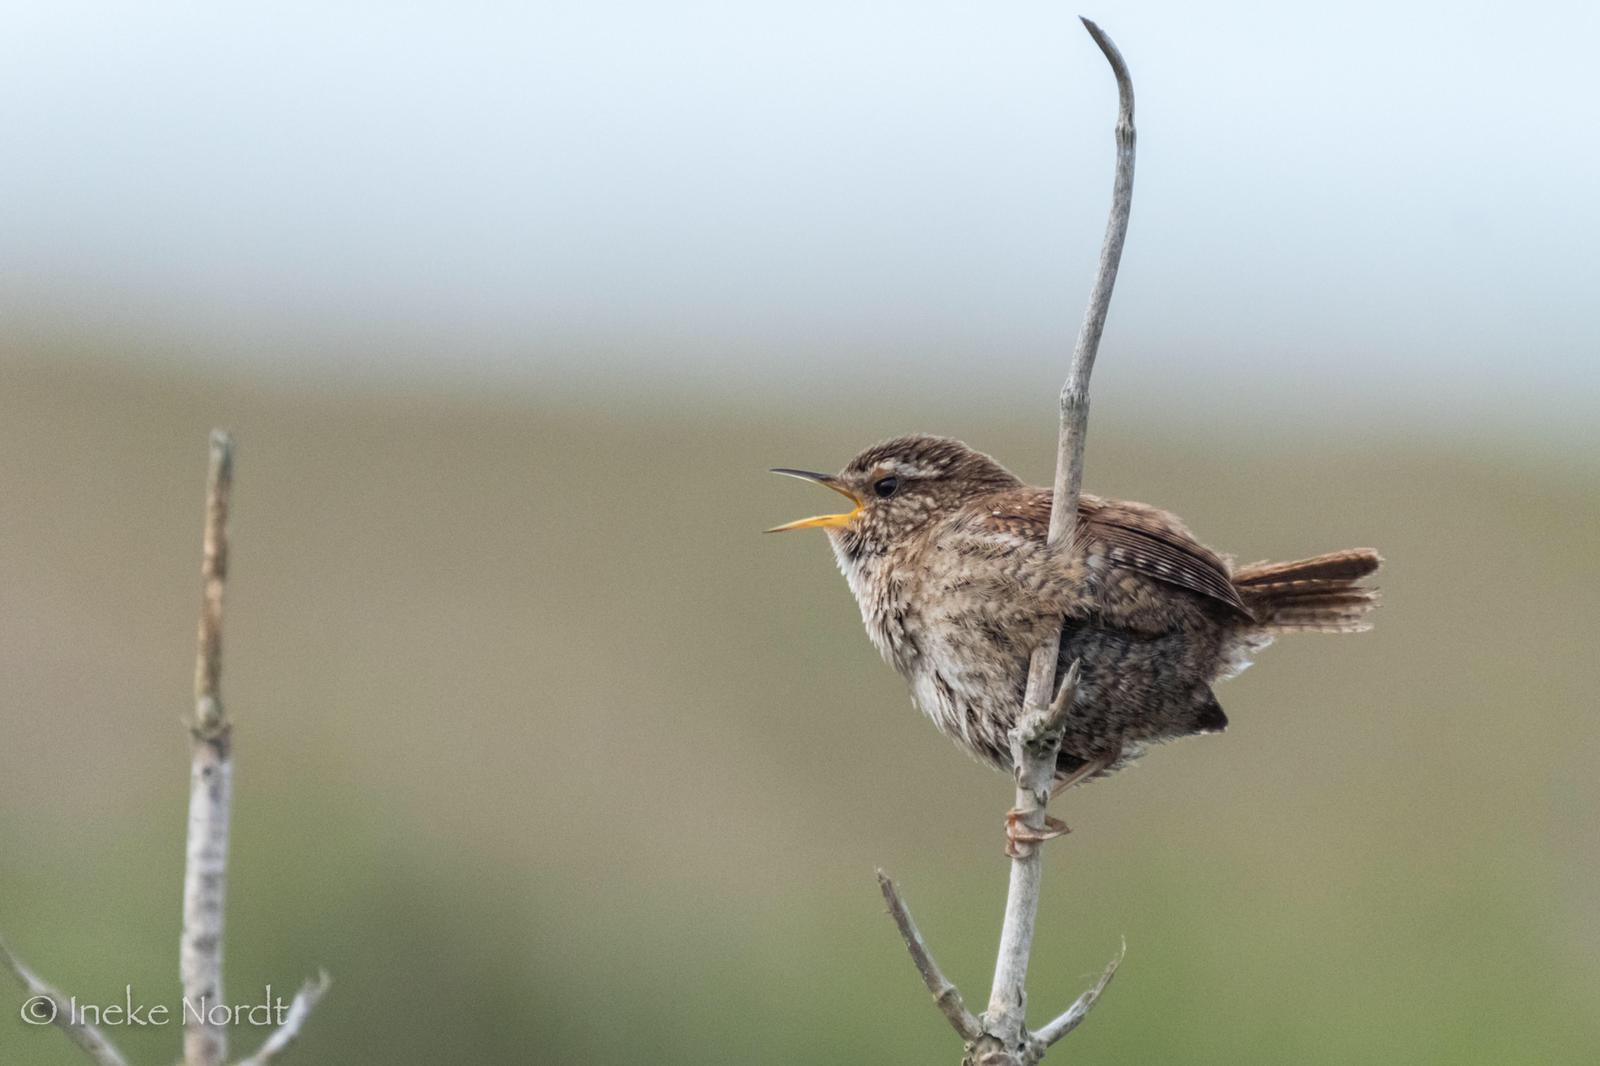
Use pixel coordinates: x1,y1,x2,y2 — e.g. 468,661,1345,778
1014,657,1081,761
1046,658,1081,727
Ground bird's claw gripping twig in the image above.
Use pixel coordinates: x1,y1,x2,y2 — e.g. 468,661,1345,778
1004,810,1071,858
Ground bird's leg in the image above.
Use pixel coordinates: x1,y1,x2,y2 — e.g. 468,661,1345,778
1049,749,1118,799
1004,750,1119,856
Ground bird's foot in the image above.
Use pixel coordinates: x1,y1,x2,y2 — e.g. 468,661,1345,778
1005,809,1070,858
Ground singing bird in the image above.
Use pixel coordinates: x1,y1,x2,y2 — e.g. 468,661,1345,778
770,435,1379,844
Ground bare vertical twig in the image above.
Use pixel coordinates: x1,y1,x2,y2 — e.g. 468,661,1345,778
881,18,1136,1066
1047,14,1137,558
3,431,328,1065
985,17,1134,1054
182,429,236,1066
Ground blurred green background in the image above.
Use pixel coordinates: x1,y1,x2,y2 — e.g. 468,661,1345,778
1,354,1594,1064
3,1,1599,1063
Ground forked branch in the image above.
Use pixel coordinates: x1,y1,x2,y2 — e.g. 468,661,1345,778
880,17,1136,1065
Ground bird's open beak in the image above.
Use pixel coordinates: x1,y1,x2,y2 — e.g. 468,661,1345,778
766,469,862,533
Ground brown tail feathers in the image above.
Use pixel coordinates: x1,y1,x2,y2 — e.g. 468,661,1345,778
1233,548,1382,634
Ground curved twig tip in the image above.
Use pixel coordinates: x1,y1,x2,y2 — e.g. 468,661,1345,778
1078,17,1135,126
1033,939,1126,1049
234,969,331,1066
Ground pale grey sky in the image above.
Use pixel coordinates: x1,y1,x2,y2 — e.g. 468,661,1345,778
2,1,1595,434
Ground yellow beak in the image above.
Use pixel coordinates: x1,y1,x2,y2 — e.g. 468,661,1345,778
766,468,863,533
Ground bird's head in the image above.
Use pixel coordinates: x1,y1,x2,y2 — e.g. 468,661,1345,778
768,435,1020,560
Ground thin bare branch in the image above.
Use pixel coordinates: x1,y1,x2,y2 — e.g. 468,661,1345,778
0,937,131,1066
1047,15,1136,555
194,429,232,737
234,971,332,1066
182,429,236,1066
877,872,982,1043
978,19,1136,1064
1032,940,1125,1049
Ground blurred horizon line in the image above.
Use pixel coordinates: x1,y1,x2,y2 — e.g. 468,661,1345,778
4,311,1594,483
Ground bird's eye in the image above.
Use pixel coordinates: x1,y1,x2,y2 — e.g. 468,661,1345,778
873,476,900,498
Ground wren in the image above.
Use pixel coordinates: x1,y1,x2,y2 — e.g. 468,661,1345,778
771,435,1380,797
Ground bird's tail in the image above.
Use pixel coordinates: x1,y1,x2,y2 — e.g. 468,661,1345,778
1233,549,1382,633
